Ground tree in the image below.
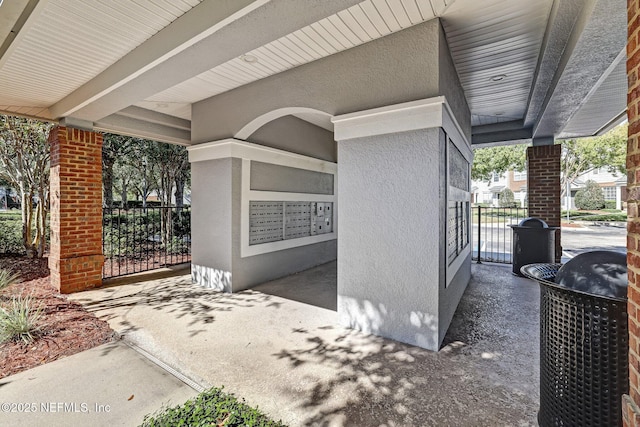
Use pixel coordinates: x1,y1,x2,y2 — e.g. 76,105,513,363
0,175,11,209
560,123,627,199
471,145,527,182
102,134,136,208
146,143,189,208
174,163,190,209
0,115,52,257
124,140,155,208
145,142,189,245
498,188,516,207
574,180,605,210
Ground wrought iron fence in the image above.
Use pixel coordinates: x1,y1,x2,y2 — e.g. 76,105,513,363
102,206,191,278
473,205,528,264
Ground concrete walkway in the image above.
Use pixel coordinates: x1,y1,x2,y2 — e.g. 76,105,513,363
0,341,197,427
2,262,540,426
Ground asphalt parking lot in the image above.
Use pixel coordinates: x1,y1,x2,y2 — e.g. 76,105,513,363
561,224,626,259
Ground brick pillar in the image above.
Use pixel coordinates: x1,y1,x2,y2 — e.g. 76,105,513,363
625,1,640,425
526,144,561,262
48,126,104,294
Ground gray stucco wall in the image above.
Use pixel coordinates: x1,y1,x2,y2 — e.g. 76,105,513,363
191,158,234,272
248,115,336,162
438,25,472,143
337,128,443,350
192,19,456,143
439,252,472,342
250,161,334,194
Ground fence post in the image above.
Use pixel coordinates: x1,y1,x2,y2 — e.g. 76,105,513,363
476,205,482,264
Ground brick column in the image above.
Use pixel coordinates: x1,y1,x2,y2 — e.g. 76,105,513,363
526,144,561,262
625,1,640,425
48,126,104,294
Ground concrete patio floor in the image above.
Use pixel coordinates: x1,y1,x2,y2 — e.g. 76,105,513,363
64,261,539,426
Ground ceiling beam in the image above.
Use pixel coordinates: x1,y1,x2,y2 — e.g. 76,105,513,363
0,0,48,71
51,0,363,124
49,0,264,120
472,120,526,135
531,0,627,138
523,0,586,128
471,126,532,146
94,114,191,146
117,106,190,131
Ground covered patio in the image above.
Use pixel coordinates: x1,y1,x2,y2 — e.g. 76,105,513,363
0,0,629,354
66,262,540,426
3,0,640,423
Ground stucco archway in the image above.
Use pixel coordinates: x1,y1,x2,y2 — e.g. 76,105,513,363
234,107,334,141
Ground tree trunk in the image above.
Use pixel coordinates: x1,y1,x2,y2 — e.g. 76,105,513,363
120,179,128,209
103,159,115,208
174,176,185,210
22,190,35,258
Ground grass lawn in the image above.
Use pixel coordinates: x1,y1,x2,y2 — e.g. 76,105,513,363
0,210,21,219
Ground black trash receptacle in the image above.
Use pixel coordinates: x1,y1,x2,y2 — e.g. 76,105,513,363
510,217,558,276
521,251,629,427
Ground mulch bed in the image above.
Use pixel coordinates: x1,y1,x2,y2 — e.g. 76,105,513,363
0,255,116,379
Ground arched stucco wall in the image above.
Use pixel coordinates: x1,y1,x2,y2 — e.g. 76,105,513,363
235,107,333,140
246,114,336,162
235,107,336,161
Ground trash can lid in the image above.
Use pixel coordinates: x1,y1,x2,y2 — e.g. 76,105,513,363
517,217,548,228
555,251,627,300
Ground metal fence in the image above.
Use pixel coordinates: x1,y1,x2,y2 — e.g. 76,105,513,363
102,206,191,278
473,206,528,264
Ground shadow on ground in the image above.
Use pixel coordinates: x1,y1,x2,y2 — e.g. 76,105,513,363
71,263,541,426
73,277,280,337
268,263,540,426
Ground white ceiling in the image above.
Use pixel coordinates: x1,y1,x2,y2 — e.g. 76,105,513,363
136,0,449,120
443,0,553,126
0,0,202,119
0,0,628,145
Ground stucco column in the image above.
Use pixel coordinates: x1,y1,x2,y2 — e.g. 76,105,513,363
526,143,562,262
49,126,104,293
332,97,472,351
625,1,640,424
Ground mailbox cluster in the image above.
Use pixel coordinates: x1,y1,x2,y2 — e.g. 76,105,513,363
447,200,469,263
249,201,333,246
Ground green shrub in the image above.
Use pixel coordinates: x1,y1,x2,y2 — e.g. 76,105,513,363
574,180,605,210
498,188,516,208
102,209,191,258
165,236,189,255
0,269,20,292
604,200,617,210
571,213,627,221
0,212,49,255
172,210,191,237
0,220,25,255
0,296,43,344
140,386,286,427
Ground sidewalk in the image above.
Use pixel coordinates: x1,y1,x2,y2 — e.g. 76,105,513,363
0,340,197,427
